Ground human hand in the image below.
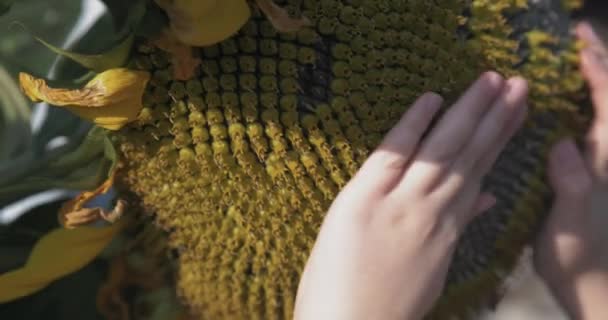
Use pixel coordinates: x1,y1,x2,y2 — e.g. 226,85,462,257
534,22,608,320
294,73,529,320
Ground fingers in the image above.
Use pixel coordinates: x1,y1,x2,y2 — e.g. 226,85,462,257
437,78,527,200
548,139,593,206
358,92,443,191
457,191,495,229
586,123,608,183
417,72,505,163
577,22,608,182
400,72,505,193
437,182,485,234
578,22,608,118
473,192,496,215
451,77,528,178
477,97,528,174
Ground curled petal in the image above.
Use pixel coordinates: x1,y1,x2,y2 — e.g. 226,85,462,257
59,170,126,229
60,199,127,229
101,199,127,223
19,68,150,130
61,169,115,215
61,208,102,229
155,0,251,47
59,170,125,229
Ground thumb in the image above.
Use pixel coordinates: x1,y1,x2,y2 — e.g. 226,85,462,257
548,138,593,214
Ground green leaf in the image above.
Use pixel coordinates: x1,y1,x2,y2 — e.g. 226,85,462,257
0,0,139,207
32,33,135,73
11,0,148,74
0,127,118,204
100,0,132,30
0,0,15,16
45,127,107,172
136,1,168,38
0,161,108,204
100,0,148,38
0,65,31,162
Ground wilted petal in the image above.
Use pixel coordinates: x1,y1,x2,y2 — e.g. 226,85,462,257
153,30,201,80
60,199,127,229
58,170,121,229
255,0,311,33
20,68,150,130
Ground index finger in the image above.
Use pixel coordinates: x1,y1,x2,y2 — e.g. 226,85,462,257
416,72,505,162
400,72,505,193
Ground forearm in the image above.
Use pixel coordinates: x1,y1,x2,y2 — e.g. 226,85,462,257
549,272,608,320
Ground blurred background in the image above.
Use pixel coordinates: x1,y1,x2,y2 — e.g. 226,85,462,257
0,1,80,74
0,0,605,319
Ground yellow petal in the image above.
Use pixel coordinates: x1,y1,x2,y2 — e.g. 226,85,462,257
19,68,150,130
0,221,124,303
154,0,251,47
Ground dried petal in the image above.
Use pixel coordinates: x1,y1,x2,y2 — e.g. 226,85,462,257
255,0,311,33
19,68,150,130
152,30,201,80
58,170,117,229
60,199,127,229
101,199,127,223
155,0,251,47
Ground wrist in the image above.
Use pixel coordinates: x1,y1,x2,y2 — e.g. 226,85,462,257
545,270,608,320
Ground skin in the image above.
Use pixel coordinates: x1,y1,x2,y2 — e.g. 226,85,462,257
534,22,608,320
295,72,529,320
294,22,608,320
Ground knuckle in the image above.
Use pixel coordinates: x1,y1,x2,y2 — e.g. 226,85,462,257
374,142,417,170
369,149,407,171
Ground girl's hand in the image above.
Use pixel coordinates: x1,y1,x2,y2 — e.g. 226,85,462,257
535,22,608,320
294,72,529,320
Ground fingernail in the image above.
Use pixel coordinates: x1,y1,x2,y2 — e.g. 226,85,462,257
426,92,444,105
504,77,528,94
578,22,603,48
578,22,608,63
